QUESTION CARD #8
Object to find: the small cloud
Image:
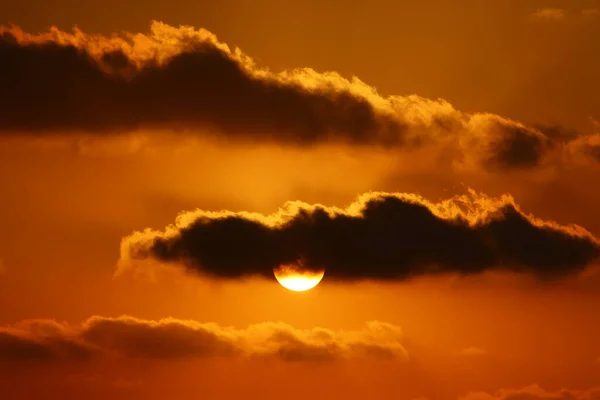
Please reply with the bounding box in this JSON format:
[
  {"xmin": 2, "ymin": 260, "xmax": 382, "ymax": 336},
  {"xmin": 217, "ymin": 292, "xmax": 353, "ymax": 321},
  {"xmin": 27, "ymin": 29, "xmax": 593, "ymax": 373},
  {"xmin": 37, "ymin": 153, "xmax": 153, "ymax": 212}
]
[
  {"xmin": 530, "ymin": 8, "xmax": 566, "ymax": 22},
  {"xmin": 582, "ymin": 9, "xmax": 600, "ymax": 18},
  {"xmin": 65, "ymin": 373, "xmax": 143, "ymax": 389},
  {"xmin": 458, "ymin": 346, "xmax": 487, "ymax": 356}
]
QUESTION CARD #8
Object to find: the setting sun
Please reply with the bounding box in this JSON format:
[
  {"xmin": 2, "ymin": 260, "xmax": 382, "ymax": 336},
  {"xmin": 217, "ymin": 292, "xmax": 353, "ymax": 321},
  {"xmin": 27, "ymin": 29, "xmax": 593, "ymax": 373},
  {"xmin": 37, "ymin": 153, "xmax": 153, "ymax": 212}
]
[{"xmin": 273, "ymin": 264, "xmax": 325, "ymax": 292}]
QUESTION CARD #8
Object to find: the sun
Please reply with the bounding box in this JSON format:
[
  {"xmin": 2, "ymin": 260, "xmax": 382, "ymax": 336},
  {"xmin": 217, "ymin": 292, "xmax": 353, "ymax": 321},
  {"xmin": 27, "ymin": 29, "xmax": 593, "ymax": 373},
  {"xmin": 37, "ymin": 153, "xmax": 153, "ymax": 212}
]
[{"xmin": 273, "ymin": 263, "xmax": 325, "ymax": 292}]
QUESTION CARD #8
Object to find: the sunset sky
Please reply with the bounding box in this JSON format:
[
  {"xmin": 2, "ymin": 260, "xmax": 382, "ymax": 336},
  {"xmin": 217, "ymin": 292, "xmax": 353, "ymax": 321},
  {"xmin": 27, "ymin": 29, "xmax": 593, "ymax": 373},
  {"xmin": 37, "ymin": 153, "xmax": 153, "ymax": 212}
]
[{"xmin": 1, "ymin": 1, "xmax": 600, "ymax": 399}]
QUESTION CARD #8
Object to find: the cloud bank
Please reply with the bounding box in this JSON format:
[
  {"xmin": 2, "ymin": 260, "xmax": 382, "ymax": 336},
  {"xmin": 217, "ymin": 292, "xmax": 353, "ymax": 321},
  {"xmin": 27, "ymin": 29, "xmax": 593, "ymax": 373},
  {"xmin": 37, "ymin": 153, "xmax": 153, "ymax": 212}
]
[
  {"xmin": 460, "ymin": 384, "xmax": 600, "ymax": 400},
  {"xmin": 0, "ymin": 316, "xmax": 407, "ymax": 363},
  {"xmin": 1, "ymin": 22, "xmax": 598, "ymax": 171},
  {"xmin": 120, "ymin": 190, "xmax": 600, "ymax": 282}
]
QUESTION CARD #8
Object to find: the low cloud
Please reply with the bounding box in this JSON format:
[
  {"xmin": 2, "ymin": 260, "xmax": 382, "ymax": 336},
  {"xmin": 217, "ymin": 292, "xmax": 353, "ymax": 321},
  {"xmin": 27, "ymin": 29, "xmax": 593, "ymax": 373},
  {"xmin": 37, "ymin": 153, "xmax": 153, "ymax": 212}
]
[
  {"xmin": 530, "ymin": 8, "xmax": 600, "ymax": 22},
  {"xmin": 459, "ymin": 384, "xmax": 600, "ymax": 400},
  {"xmin": 0, "ymin": 320, "xmax": 93, "ymax": 361},
  {"xmin": 0, "ymin": 316, "xmax": 408, "ymax": 363},
  {"xmin": 0, "ymin": 22, "xmax": 597, "ymax": 171},
  {"xmin": 120, "ymin": 190, "xmax": 600, "ymax": 282},
  {"xmin": 64, "ymin": 373, "xmax": 143, "ymax": 389},
  {"xmin": 530, "ymin": 8, "xmax": 566, "ymax": 22},
  {"xmin": 582, "ymin": 9, "xmax": 600, "ymax": 18},
  {"xmin": 458, "ymin": 347, "xmax": 487, "ymax": 356}
]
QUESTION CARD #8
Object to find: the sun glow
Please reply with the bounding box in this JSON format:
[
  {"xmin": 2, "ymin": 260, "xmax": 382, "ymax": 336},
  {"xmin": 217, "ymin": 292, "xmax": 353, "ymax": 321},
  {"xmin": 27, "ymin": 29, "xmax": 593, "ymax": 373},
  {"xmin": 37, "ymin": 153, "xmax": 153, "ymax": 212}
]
[{"xmin": 273, "ymin": 263, "xmax": 325, "ymax": 292}]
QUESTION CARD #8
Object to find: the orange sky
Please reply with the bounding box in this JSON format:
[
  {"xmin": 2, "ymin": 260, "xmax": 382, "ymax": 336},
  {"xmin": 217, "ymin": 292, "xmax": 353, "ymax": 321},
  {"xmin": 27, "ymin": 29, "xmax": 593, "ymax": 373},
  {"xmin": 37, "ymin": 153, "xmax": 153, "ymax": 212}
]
[{"xmin": 1, "ymin": 1, "xmax": 600, "ymax": 399}]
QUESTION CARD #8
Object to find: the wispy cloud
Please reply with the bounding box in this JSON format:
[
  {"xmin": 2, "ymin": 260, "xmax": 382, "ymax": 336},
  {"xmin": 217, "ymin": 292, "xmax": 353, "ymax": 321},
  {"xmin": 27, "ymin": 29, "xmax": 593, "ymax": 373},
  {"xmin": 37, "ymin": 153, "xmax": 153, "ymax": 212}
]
[
  {"xmin": 582, "ymin": 8, "xmax": 600, "ymax": 18},
  {"xmin": 530, "ymin": 7, "xmax": 600, "ymax": 22},
  {"xmin": 530, "ymin": 8, "xmax": 566, "ymax": 22},
  {"xmin": 458, "ymin": 346, "xmax": 487, "ymax": 356},
  {"xmin": 460, "ymin": 384, "xmax": 600, "ymax": 400}
]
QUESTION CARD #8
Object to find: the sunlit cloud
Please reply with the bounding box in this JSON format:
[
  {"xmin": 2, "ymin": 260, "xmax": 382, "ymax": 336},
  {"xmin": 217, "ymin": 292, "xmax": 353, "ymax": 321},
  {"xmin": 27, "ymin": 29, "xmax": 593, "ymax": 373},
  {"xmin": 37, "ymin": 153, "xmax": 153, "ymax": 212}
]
[
  {"xmin": 1, "ymin": 22, "xmax": 598, "ymax": 173},
  {"xmin": 120, "ymin": 190, "xmax": 600, "ymax": 283},
  {"xmin": 0, "ymin": 316, "xmax": 409, "ymax": 363}
]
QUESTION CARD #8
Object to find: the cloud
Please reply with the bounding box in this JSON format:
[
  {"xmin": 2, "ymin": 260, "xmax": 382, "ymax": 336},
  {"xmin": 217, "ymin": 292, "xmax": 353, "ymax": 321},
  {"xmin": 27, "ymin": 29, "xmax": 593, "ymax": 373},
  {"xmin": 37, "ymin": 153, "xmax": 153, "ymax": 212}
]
[
  {"xmin": 582, "ymin": 9, "xmax": 600, "ymax": 18},
  {"xmin": 530, "ymin": 8, "xmax": 566, "ymax": 22},
  {"xmin": 0, "ymin": 22, "xmax": 404, "ymax": 144},
  {"xmin": 64, "ymin": 373, "xmax": 143, "ymax": 389},
  {"xmin": 458, "ymin": 347, "xmax": 487, "ymax": 356},
  {"xmin": 0, "ymin": 22, "xmax": 596, "ymax": 171},
  {"xmin": 529, "ymin": 8, "xmax": 600, "ymax": 22},
  {"xmin": 459, "ymin": 384, "xmax": 600, "ymax": 400},
  {"xmin": 119, "ymin": 190, "xmax": 600, "ymax": 282},
  {"xmin": 0, "ymin": 320, "xmax": 94, "ymax": 361},
  {"xmin": 0, "ymin": 316, "xmax": 408, "ymax": 363}
]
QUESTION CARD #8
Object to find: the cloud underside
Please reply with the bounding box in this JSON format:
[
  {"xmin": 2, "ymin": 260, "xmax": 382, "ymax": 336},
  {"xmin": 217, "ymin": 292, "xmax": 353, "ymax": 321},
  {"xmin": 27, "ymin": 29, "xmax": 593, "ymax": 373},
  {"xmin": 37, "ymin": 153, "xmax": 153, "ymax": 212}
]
[
  {"xmin": 120, "ymin": 190, "xmax": 600, "ymax": 282},
  {"xmin": 0, "ymin": 316, "xmax": 407, "ymax": 363},
  {"xmin": 460, "ymin": 384, "xmax": 600, "ymax": 400},
  {"xmin": 1, "ymin": 22, "xmax": 599, "ymax": 170}
]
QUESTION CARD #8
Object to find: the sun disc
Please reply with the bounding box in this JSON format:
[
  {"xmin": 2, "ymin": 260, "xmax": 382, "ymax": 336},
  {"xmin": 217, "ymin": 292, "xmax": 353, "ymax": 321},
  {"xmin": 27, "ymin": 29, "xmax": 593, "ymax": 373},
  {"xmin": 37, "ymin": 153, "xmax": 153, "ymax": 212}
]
[{"xmin": 274, "ymin": 263, "xmax": 325, "ymax": 292}]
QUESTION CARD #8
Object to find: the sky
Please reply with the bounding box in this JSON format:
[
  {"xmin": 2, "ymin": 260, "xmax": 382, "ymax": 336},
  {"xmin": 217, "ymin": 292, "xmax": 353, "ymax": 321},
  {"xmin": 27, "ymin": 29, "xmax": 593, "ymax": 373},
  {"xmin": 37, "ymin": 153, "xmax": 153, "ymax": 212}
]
[{"xmin": 1, "ymin": 1, "xmax": 600, "ymax": 399}]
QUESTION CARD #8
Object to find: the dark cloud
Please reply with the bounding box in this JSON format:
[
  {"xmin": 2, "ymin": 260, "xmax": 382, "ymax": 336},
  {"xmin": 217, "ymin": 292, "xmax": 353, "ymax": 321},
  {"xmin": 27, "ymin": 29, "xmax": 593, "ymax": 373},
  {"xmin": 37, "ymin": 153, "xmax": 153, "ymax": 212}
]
[
  {"xmin": 0, "ymin": 24, "xmax": 404, "ymax": 146},
  {"xmin": 0, "ymin": 22, "xmax": 597, "ymax": 170},
  {"xmin": 81, "ymin": 317, "xmax": 240, "ymax": 359},
  {"xmin": 583, "ymin": 143, "xmax": 600, "ymax": 162},
  {"xmin": 484, "ymin": 123, "xmax": 548, "ymax": 170},
  {"xmin": 0, "ymin": 321, "xmax": 93, "ymax": 361},
  {"xmin": 536, "ymin": 125, "xmax": 582, "ymax": 143},
  {"xmin": 0, "ymin": 331, "xmax": 55, "ymax": 360},
  {"xmin": 120, "ymin": 191, "xmax": 600, "ymax": 282},
  {"xmin": 0, "ymin": 317, "xmax": 408, "ymax": 363}
]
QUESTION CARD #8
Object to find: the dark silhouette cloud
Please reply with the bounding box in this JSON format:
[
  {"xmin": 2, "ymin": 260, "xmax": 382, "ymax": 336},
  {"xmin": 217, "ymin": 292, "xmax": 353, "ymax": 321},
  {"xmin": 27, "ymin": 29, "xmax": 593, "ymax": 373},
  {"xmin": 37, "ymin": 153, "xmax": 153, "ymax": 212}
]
[
  {"xmin": 484, "ymin": 124, "xmax": 548, "ymax": 169},
  {"xmin": 81, "ymin": 317, "xmax": 240, "ymax": 359},
  {"xmin": 0, "ymin": 317, "xmax": 408, "ymax": 363},
  {"xmin": 1, "ymin": 22, "xmax": 597, "ymax": 170},
  {"xmin": 120, "ymin": 191, "xmax": 600, "ymax": 281},
  {"xmin": 0, "ymin": 322, "xmax": 93, "ymax": 361},
  {"xmin": 0, "ymin": 331, "xmax": 55, "ymax": 360},
  {"xmin": 0, "ymin": 24, "xmax": 404, "ymax": 146}
]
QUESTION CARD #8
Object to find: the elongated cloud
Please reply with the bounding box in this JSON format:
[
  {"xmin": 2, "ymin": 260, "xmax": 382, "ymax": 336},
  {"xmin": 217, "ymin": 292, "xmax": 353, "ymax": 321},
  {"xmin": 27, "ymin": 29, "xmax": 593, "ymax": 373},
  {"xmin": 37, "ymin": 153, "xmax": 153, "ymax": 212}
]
[
  {"xmin": 459, "ymin": 384, "xmax": 600, "ymax": 400},
  {"xmin": 530, "ymin": 8, "xmax": 566, "ymax": 22},
  {"xmin": 120, "ymin": 190, "xmax": 600, "ymax": 281},
  {"xmin": 0, "ymin": 22, "xmax": 403, "ymax": 144},
  {"xmin": 0, "ymin": 22, "xmax": 595, "ymax": 169},
  {"xmin": 0, "ymin": 316, "xmax": 407, "ymax": 362}
]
